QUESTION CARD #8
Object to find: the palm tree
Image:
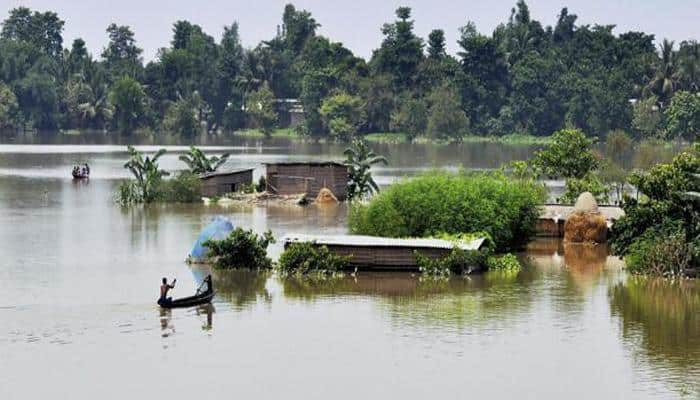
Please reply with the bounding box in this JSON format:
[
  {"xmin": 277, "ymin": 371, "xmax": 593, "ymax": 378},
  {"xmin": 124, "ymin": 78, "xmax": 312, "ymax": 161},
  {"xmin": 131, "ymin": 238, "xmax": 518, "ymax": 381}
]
[
  {"xmin": 677, "ymin": 40, "xmax": 700, "ymax": 93},
  {"xmin": 644, "ymin": 39, "xmax": 679, "ymax": 107},
  {"xmin": 343, "ymin": 139, "xmax": 388, "ymax": 201},
  {"xmin": 123, "ymin": 146, "xmax": 169, "ymax": 203},
  {"xmin": 178, "ymin": 146, "xmax": 230, "ymax": 174}
]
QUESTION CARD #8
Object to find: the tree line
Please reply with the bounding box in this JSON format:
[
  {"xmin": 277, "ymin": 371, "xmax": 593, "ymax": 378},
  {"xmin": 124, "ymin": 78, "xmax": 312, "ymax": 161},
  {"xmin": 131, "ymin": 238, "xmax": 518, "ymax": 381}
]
[{"xmin": 0, "ymin": 2, "xmax": 699, "ymax": 140}]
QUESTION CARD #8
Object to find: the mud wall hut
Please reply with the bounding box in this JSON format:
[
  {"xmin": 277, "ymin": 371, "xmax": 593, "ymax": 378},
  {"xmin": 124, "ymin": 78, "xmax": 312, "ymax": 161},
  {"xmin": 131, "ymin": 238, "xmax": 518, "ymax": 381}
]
[{"xmin": 265, "ymin": 162, "xmax": 348, "ymax": 200}]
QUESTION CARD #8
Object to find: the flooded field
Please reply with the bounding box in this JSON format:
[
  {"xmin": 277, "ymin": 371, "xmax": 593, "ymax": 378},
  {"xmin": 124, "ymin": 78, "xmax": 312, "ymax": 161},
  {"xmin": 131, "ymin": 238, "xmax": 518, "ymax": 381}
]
[{"xmin": 0, "ymin": 134, "xmax": 697, "ymax": 399}]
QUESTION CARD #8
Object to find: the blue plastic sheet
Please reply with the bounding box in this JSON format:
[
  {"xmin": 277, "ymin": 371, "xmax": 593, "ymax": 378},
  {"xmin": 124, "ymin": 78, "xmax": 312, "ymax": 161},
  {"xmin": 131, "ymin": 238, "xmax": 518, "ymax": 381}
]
[{"xmin": 187, "ymin": 216, "xmax": 234, "ymax": 263}]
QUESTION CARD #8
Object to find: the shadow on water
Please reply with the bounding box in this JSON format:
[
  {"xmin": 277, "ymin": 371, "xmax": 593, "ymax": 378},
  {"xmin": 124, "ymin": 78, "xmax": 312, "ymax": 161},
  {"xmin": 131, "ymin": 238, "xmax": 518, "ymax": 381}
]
[{"xmin": 609, "ymin": 277, "xmax": 700, "ymax": 395}]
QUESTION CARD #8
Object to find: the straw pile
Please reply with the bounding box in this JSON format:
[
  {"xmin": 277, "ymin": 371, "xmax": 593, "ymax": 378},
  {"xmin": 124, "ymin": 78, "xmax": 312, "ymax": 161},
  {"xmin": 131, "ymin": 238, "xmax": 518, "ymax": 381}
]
[
  {"xmin": 564, "ymin": 192, "xmax": 608, "ymax": 243},
  {"xmin": 315, "ymin": 187, "xmax": 338, "ymax": 204}
]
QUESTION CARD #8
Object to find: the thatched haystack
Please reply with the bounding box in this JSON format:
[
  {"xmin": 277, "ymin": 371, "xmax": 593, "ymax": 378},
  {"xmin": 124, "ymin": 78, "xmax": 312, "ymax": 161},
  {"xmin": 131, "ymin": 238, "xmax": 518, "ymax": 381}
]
[
  {"xmin": 564, "ymin": 192, "xmax": 608, "ymax": 243},
  {"xmin": 315, "ymin": 187, "xmax": 339, "ymax": 204}
]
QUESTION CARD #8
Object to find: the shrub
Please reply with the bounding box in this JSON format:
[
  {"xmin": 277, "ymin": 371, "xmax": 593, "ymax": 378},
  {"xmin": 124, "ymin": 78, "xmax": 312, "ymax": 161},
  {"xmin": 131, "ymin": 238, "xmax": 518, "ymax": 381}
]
[
  {"xmin": 415, "ymin": 248, "xmax": 488, "ymax": 277},
  {"xmin": 204, "ymin": 228, "xmax": 275, "ymax": 270},
  {"xmin": 349, "ymin": 172, "xmax": 545, "ymax": 251},
  {"xmin": 159, "ymin": 171, "xmax": 202, "ymax": 202},
  {"xmin": 561, "ymin": 173, "xmax": 609, "ymax": 204},
  {"xmin": 625, "ymin": 229, "xmax": 693, "ymax": 277},
  {"xmin": 115, "ymin": 180, "xmax": 142, "ymax": 205},
  {"xmin": 486, "ymin": 254, "xmax": 521, "ymax": 271},
  {"xmin": 533, "ymin": 128, "xmax": 599, "ymax": 179},
  {"xmin": 277, "ymin": 242, "xmax": 351, "ymax": 275},
  {"xmin": 256, "ymin": 176, "xmax": 267, "ymax": 193}
]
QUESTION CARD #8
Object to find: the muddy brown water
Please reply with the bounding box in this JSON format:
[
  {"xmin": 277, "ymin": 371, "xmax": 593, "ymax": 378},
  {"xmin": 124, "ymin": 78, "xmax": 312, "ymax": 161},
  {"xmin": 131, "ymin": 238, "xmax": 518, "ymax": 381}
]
[{"xmin": 0, "ymin": 134, "xmax": 697, "ymax": 399}]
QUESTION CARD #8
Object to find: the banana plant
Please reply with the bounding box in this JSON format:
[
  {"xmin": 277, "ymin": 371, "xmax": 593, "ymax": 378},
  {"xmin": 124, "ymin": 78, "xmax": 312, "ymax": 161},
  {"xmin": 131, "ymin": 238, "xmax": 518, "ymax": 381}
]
[
  {"xmin": 123, "ymin": 145, "xmax": 169, "ymax": 203},
  {"xmin": 179, "ymin": 146, "xmax": 230, "ymax": 174},
  {"xmin": 343, "ymin": 139, "xmax": 388, "ymax": 201}
]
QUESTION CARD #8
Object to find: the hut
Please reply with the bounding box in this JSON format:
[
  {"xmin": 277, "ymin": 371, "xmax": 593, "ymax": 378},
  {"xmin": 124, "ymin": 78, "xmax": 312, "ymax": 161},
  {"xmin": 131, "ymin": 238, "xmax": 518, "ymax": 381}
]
[
  {"xmin": 283, "ymin": 234, "xmax": 487, "ymax": 271},
  {"xmin": 200, "ymin": 168, "xmax": 254, "ymax": 197},
  {"xmin": 265, "ymin": 161, "xmax": 349, "ymax": 201}
]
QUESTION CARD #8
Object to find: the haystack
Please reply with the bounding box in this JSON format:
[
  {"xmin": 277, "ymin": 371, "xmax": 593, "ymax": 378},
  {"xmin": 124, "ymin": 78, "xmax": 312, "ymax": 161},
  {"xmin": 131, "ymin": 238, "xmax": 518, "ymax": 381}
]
[
  {"xmin": 564, "ymin": 192, "xmax": 608, "ymax": 243},
  {"xmin": 315, "ymin": 187, "xmax": 338, "ymax": 204}
]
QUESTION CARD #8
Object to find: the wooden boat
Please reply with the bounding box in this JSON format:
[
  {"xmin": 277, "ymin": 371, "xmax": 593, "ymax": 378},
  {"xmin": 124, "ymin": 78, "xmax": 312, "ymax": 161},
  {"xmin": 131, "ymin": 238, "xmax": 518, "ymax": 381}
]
[
  {"xmin": 72, "ymin": 166, "xmax": 90, "ymax": 179},
  {"xmin": 158, "ymin": 276, "xmax": 214, "ymax": 309}
]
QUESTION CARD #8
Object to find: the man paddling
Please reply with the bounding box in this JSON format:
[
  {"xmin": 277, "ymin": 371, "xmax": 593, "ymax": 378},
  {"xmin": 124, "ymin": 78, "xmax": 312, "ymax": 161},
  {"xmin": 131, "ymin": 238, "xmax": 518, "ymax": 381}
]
[{"xmin": 158, "ymin": 277, "xmax": 176, "ymax": 306}]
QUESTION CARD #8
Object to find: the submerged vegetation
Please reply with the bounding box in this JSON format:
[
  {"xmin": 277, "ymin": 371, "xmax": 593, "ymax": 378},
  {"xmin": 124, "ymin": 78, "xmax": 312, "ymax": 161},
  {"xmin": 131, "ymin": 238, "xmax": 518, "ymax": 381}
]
[
  {"xmin": 204, "ymin": 228, "xmax": 275, "ymax": 270},
  {"xmin": 349, "ymin": 172, "xmax": 545, "ymax": 251},
  {"xmin": 277, "ymin": 242, "xmax": 351, "ymax": 275},
  {"xmin": 179, "ymin": 146, "xmax": 230, "ymax": 174},
  {"xmin": 610, "ymin": 145, "xmax": 700, "ymax": 277},
  {"xmin": 344, "ymin": 139, "xmax": 388, "ymax": 201}
]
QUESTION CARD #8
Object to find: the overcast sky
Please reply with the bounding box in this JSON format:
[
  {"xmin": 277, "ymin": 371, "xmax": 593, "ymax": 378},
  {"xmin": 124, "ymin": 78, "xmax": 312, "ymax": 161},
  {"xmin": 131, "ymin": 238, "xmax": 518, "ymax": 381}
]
[{"xmin": 4, "ymin": 0, "xmax": 699, "ymax": 61}]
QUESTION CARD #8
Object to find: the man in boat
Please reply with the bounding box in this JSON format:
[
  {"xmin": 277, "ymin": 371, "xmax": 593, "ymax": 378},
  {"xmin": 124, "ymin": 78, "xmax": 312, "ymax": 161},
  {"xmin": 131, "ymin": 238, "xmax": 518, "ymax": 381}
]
[{"xmin": 158, "ymin": 277, "xmax": 176, "ymax": 306}]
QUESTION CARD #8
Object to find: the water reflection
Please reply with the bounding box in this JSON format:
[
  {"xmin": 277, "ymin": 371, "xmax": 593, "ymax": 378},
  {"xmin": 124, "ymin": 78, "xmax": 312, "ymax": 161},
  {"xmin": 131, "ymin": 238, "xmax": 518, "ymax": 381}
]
[
  {"xmin": 609, "ymin": 277, "xmax": 700, "ymax": 396},
  {"xmin": 213, "ymin": 270, "xmax": 272, "ymax": 310}
]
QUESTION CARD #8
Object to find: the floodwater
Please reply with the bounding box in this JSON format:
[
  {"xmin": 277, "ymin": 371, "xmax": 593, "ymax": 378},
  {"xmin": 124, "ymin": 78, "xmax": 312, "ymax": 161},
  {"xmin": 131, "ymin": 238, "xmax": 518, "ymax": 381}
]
[{"xmin": 0, "ymin": 133, "xmax": 698, "ymax": 399}]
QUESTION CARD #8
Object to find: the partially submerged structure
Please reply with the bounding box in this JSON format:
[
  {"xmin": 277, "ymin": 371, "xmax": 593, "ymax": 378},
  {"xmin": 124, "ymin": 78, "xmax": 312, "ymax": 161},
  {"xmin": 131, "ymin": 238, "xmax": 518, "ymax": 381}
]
[
  {"xmin": 283, "ymin": 234, "xmax": 487, "ymax": 271},
  {"xmin": 536, "ymin": 203, "xmax": 624, "ymax": 238},
  {"xmin": 200, "ymin": 168, "xmax": 254, "ymax": 197},
  {"xmin": 265, "ymin": 162, "xmax": 348, "ymax": 201}
]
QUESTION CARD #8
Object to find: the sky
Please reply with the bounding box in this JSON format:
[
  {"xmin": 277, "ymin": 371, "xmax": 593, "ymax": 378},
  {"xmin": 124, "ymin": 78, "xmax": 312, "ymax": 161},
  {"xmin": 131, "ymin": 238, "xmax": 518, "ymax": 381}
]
[{"xmin": 3, "ymin": 0, "xmax": 699, "ymax": 61}]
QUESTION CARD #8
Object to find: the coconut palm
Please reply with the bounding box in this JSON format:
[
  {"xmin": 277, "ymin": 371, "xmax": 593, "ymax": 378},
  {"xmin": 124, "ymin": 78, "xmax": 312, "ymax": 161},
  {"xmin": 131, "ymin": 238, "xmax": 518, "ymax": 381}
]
[
  {"xmin": 644, "ymin": 39, "xmax": 679, "ymax": 107},
  {"xmin": 123, "ymin": 145, "xmax": 169, "ymax": 203},
  {"xmin": 343, "ymin": 139, "xmax": 388, "ymax": 201},
  {"xmin": 178, "ymin": 146, "xmax": 230, "ymax": 174},
  {"xmin": 677, "ymin": 40, "xmax": 700, "ymax": 93}
]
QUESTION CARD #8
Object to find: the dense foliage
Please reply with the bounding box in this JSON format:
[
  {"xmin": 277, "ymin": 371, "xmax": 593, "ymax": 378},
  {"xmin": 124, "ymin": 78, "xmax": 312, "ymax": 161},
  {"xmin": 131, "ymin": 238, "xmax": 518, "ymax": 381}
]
[
  {"xmin": 204, "ymin": 228, "xmax": 275, "ymax": 270},
  {"xmin": 415, "ymin": 248, "xmax": 488, "ymax": 277},
  {"xmin": 118, "ymin": 145, "xmax": 169, "ymax": 204},
  {"xmin": 1, "ymin": 3, "xmax": 699, "ymax": 141},
  {"xmin": 349, "ymin": 172, "xmax": 545, "ymax": 251},
  {"xmin": 277, "ymin": 242, "xmax": 351, "ymax": 275},
  {"xmin": 610, "ymin": 145, "xmax": 700, "ymax": 277}
]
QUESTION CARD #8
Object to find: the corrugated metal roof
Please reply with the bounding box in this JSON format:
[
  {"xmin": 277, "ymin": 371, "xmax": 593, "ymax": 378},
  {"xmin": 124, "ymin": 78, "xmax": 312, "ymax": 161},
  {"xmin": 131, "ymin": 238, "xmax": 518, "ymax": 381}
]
[
  {"xmin": 283, "ymin": 234, "xmax": 486, "ymax": 251},
  {"xmin": 199, "ymin": 168, "xmax": 255, "ymax": 179},
  {"xmin": 264, "ymin": 161, "xmax": 345, "ymax": 167}
]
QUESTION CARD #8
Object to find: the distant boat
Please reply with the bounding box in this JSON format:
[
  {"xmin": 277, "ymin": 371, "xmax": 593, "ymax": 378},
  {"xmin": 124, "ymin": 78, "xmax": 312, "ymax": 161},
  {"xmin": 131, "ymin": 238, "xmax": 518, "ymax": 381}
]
[{"xmin": 72, "ymin": 164, "xmax": 90, "ymax": 179}]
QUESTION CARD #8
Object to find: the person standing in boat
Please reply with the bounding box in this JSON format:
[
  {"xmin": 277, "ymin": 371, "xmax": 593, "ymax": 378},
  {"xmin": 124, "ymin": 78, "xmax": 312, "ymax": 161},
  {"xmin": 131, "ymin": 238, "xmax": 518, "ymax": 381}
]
[{"xmin": 158, "ymin": 278, "xmax": 176, "ymax": 306}]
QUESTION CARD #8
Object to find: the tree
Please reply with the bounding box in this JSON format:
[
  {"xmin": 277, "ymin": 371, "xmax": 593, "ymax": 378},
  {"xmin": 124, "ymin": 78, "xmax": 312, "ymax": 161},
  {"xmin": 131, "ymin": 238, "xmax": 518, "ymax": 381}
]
[
  {"xmin": 245, "ymin": 82, "xmax": 277, "ymax": 134},
  {"xmin": 632, "ymin": 96, "xmax": 662, "ymax": 137},
  {"xmin": 1, "ymin": 8, "xmax": 64, "ymax": 59},
  {"xmin": 426, "ymin": 83, "xmax": 469, "ymax": 140},
  {"xmin": 320, "ymin": 92, "xmax": 365, "ymax": 141},
  {"xmin": 664, "ymin": 91, "xmax": 700, "ymax": 140},
  {"xmin": 391, "ymin": 96, "xmax": 427, "ymax": 139},
  {"xmin": 371, "ymin": 7, "xmax": 424, "ymax": 88},
  {"xmin": 102, "ymin": 24, "xmax": 142, "ymax": 79},
  {"xmin": 427, "ymin": 29, "xmax": 446, "ymax": 59},
  {"xmin": 0, "ymin": 82, "xmax": 19, "ymax": 129},
  {"xmin": 179, "ymin": 146, "xmax": 230, "ymax": 174},
  {"xmin": 533, "ymin": 128, "xmax": 599, "ymax": 179},
  {"xmin": 109, "ymin": 76, "xmax": 146, "ymax": 133},
  {"xmin": 344, "ymin": 139, "xmax": 388, "ymax": 200},
  {"xmin": 163, "ymin": 93, "xmax": 203, "ymax": 137},
  {"xmin": 644, "ymin": 39, "xmax": 678, "ymax": 107}
]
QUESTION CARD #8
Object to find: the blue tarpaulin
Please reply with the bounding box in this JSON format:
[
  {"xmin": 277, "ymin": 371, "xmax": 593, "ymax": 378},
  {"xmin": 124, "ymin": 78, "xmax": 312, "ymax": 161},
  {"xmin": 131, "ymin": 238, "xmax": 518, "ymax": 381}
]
[{"xmin": 187, "ymin": 216, "xmax": 234, "ymax": 263}]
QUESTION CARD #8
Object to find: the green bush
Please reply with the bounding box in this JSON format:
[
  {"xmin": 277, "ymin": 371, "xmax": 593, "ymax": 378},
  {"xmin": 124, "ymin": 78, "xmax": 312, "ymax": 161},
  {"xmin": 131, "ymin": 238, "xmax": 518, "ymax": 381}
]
[
  {"xmin": 159, "ymin": 171, "xmax": 202, "ymax": 202},
  {"xmin": 349, "ymin": 172, "xmax": 545, "ymax": 251},
  {"xmin": 256, "ymin": 176, "xmax": 267, "ymax": 193},
  {"xmin": 115, "ymin": 180, "xmax": 142, "ymax": 205},
  {"xmin": 561, "ymin": 173, "xmax": 609, "ymax": 204},
  {"xmin": 625, "ymin": 229, "xmax": 693, "ymax": 277},
  {"xmin": 277, "ymin": 242, "xmax": 351, "ymax": 275},
  {"xmin": 486, "ymin": 253, "xmax": 521, "ymax": 271},
  {"xmin": 415, "ymin": 248, "xmax": 488, "ymax": 277},
  {"xmin": 204, "ymin": 228, "xmax": 275, "ymax": 270}
]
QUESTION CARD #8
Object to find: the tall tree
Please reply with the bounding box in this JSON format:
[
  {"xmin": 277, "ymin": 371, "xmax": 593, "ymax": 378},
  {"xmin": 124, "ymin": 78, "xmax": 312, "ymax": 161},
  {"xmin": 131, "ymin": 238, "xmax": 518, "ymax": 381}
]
[
  {"xmin": 371, "ymin": 7, "xmax": 424, "ymax": 88},
  {"xmin": 102, "ymin": 24, "xmax": 143, "ymax": 79}
]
